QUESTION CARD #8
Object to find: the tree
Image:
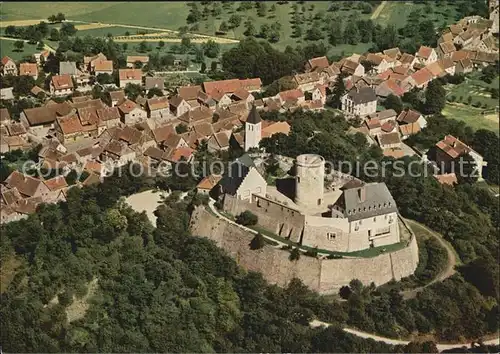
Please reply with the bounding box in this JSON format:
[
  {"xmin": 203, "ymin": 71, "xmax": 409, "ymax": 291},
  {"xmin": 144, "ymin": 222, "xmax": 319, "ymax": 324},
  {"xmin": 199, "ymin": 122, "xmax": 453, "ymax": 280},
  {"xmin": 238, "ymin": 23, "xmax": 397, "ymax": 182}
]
[
  {"xmin": 329, "ymin": 19, "xmax": 343, "ymax": 46},
  {"xmin": 124, "ymin": 83, "xmax": 144, "ymax": 101},
  {"xmin": 202, "ymin": 40, "xmax": 220, "ymax": 58},
  {"xmin": 339, "ymin": 285, "xmax": 352, "ymax": 299},
  {"xmin": 456, "ymin": 154, "xmax": 479, "ymax": 184},
  {"xmin": 176, "ymin": 123, "xmax": 188, "ymax": 134},
  {"xmin": 55, "ymin": 12, "xmax": 65, "ymax": 22},
  {"xmin": 60, "ymin": 23, "xmax": 77, "ymax": 37},
  {"xmin": 200, "ymin": 62, "xmax": 206, "ymax": 73},
  {"xmin": 289, "ymin": 247, "xmax": 301, "ymax": 261},
  {"xmin": 229, "ymin": 14, "xmax": 242, "ymax": 28},
  {"xmin": 343, "ymin": 20, "xmax": 361, "ymax": 45},
  {"xmin": 49, "ymin": 28, "xmax": 60, "ymax": 41},
  {"xmin": 250, "ymin": 233, "xmax": 266, "ymax": 250},
  {"xmin": 235, "ymin": 210, "xmax": 258, "ymax": 226},
  {"xmin": 383, "ymin": 94, "xmax": 404, "ymax": 114},
  {"xmin": 306, "ymin": 26, "xmax": 323, "ymax": 40},
  {"xmin": 147, "ymin": 87, "xmax": 164, "ymax": 99},
  {"xmin": 424, "ymin": 80, "xmax": 446, "ymax": 114},
  {"xmin": 13, "ymin": 40, "xmax": 24, "ymax": 52},
  {"xmin": 158, "ymin": 40, "xmax": 165, "ymax": 49},
  {"xmin": 330, "ymin": 74, "xmax": 347, "ymax": 108},
  {"xmin": 48, "ymin": 14, "xmax": 57, "ymax": 23},
  {"xmin": 219, "ymin": 21, "xmax": 229, "ymax": 33},
  {"xmin": 256, "ymin": 2, "xmax": 267, "ymax": 17},
  {"xmin": 138, "ymin": 41, "xmax": 149, "ymax": 53},
  {"xmin": 259, "ymin": 24, "xmax": 270, "ymax": 39},
  {"xmin": 244, "ymin": 21, "xmax": 256, "ymax": 37}
]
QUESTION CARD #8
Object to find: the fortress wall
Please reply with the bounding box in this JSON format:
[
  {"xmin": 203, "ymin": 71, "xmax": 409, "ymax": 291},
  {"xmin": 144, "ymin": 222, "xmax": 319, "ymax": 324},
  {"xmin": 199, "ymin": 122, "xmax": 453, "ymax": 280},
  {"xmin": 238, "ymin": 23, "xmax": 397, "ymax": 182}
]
[
  {"xmin": 190, "ymin": 207, "xmax": 419, "ymax": 294},
  {"xmin": 303, "ymin": 215, "xmax": 351, "ymax": 252},
  {"xmin": 225, "ymin": 194, "xmax": 305, "ymax": 242},
  {"xmin": 191, "ymin": 207, "xmax": 321, "ymax": 290}
]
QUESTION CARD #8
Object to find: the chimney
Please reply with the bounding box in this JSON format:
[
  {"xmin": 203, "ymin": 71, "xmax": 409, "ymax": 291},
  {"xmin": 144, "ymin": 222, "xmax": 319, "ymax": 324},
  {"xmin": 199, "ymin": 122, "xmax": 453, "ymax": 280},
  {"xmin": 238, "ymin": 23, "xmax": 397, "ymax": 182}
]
[{"xmin": 358, "ymin": 187, "xmax": 366, "ymax": 202}]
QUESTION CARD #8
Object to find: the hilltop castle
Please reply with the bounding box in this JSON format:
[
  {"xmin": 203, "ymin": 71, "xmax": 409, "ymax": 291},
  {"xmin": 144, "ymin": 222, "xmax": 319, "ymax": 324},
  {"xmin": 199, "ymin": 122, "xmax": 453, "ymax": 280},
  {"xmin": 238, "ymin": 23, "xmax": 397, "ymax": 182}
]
[{"xmin": 217, "ymin": 154, "xmax": 401, "ymax": 253}]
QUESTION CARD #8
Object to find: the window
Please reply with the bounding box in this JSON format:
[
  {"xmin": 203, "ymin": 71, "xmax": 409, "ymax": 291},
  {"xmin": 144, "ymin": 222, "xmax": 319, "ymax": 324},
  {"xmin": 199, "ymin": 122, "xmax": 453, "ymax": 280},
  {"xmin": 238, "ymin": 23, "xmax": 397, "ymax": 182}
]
[
  {"xmin": 327, "ymin": 232, "xmax": 336, "ymax": 240},
  {"xmin": 317, "ymin": 198, "xmax": 321, "ymax": 205},
  {"xmin": 373, "ymin": 217, "xmax": 376, "ymax": 222},
  {"xmin": 297, "ymin": 177, "xmax": 300, "ymax": 183}
]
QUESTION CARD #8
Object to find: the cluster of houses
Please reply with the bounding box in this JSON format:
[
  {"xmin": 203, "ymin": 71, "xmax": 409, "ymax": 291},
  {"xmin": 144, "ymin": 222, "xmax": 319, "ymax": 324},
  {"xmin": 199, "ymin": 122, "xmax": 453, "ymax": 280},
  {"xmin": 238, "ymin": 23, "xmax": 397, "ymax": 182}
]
[{"xmin": 0, "ymin": 13, "xmax": 497, "ymax": 223}]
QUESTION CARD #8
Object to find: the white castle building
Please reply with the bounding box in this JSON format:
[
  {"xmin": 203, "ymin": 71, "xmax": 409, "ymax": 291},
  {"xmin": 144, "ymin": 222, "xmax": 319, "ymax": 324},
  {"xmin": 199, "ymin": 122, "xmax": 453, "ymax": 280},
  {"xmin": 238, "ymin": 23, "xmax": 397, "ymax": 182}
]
[{"xmin": 218, "ymin": 153, "xmax": 402, "ymax": 253}]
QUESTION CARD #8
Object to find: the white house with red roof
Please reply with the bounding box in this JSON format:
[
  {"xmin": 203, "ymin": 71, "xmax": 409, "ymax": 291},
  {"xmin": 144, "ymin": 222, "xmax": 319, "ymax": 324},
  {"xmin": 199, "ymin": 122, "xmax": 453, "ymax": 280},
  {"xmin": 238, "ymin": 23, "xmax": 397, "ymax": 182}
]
[
  {"xmin": 415, "ymin": 46, "xmax": 438, "ymax": 66},
  {"xmin": 435, "ymin": 135, "xmax": 486, "ymax": 180},
  {"xmin": 1, "ymin": 56, "xmax": 17, "ymax": 76}
]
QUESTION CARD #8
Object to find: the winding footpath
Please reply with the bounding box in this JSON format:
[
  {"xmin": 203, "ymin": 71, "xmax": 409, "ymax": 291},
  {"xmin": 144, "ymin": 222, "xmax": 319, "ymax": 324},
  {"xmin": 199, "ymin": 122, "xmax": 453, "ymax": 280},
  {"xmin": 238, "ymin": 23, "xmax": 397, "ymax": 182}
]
[{"xmin": 400, "ymin": 219, "xmax": 459, "ymax": 299}]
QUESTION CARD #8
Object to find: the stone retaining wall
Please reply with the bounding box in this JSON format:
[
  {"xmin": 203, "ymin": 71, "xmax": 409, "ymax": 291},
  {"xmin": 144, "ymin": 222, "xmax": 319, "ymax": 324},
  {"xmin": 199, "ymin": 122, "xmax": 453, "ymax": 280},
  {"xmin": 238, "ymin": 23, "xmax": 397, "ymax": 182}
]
[{"xmin": 190, "ymin": 207, "xmax": 419, "ymax": 293}]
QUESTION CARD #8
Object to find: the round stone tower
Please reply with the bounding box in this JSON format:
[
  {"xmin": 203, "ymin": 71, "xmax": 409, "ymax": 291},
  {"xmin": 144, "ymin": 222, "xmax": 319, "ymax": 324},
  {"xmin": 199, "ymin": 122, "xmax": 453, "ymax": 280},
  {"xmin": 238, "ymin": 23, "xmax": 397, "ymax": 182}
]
[{"xmin": 295, "ymin": 154, "xmax": 325, "ymax": 209}]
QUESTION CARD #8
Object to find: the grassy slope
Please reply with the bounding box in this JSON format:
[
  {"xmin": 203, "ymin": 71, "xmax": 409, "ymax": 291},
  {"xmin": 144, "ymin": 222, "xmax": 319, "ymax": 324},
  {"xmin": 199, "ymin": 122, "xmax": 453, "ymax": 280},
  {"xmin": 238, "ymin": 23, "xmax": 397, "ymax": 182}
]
[
  {"xmin": 0, "ymin": 2, "xmax": 118, "ymax": 20},
  {"xmin": 374, "ymin": 1, "xmax": 458, "ymax": 28},
  {"xmin": 442, "ymin": 104, "xmax": 499, "ymax": 133},
  {"xmin": 0, "ymin": 39, "xmax": 39, "ymax": 60}
]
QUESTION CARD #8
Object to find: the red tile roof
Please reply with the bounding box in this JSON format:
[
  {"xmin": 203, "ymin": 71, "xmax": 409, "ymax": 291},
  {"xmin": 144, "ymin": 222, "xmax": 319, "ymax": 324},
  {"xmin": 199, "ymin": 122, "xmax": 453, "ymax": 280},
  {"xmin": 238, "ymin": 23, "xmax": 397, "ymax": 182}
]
[
  {"xmin": 279, "ymin": 89, "xmax": 304, "ymax": 102},
  {"xmin": 308, "ymin": 56, "xmax": 329, "ymax": 70},
  {"xmin": 203, "ymin": 78, "xmax": 262, "ymax": 94},
  {"xmin": 19, "ymin": 63, "xmax": 38, "ymax": 77},
  {"xmin": 94, "ymin": 59, "xmax": 113, "ymax": 72},
  {"xmin": 434, "ymin": 173, "xmax": 458, "ymax": 185},
  {"xmin": 417, "ymin": 46, "xmax": 434, "ymax": 59},
  {"xmin": 1, "ymin": 56, "xmax": 14, "ymax": 65},
  {"xmin": 51, "ymin": 74, "xmax": 74, "ymax": 90},
  {"xmin": 197, "ymin": 174, "xmax": 222, "ymax": 190},
  {"xmin": 411, "ymin": 68, "xmax": 434, "ymax": 86},
  {"xmin": 435, "ymin": 135, "xmax": 472, "ymax": 159},
  {"xmin": 167, "ymin": 147, "xmax": 194, "ymax": 163},
  {"xmin": 43, "ymin": 176, "xmax": 68, "ymax": 191},
  {"xmin": 119, "ymin": 69, "xmax": 142, "ymax": 81}
]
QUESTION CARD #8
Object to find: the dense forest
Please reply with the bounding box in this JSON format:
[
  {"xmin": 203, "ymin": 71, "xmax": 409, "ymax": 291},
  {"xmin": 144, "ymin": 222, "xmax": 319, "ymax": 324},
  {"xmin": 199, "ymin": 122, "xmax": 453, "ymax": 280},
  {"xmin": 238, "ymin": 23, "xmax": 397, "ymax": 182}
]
[{"xmin": 0, "ymin": 165, "xmax": 437, "ymax": 353}]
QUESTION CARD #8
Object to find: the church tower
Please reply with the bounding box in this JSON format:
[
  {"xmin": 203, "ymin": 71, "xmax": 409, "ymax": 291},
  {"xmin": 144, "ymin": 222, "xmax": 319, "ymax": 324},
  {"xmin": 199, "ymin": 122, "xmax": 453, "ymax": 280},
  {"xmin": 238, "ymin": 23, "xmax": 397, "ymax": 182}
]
[{"xmin": 244, "ymin": 105, "xmax": 262, "ymax": 151}]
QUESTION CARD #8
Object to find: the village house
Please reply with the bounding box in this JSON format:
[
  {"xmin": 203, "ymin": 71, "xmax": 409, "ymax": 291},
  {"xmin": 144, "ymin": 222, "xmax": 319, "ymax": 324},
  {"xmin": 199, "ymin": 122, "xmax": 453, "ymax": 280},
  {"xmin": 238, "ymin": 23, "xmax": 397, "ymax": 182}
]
[
  {"xmin": 168, "ymin": 96, "xmax": 191, "ymax": 117},
  {"xmin": 211, "ymin": 89, "xmax": 233, "ymax": 109},
  {"xmin": 3, "ymin": 171, "xmax": 51, "ymax": 199},
  {"xmin": 398, "ymin": 53, "xmax": 417, "ymax": 68},
  {"xmin": 472, "ymin": 51, "xmax": 499, "ymax": 67},
  {"xmin": 341, "ymin": 87, "xmax": 377, "ymax": 118},
  {"xmin": 177, "ymin": 106, "xmax": 213, "ymax": 127},
  {"xmin": 119, "ymin": 69, "xmax": 142, "ymax": 88},
  {"xmin": 437, "ymin": 41, "xmax": 457, "ymax": 58},
  {"xmin": 377, "ymin": 132, "xmax": 402, "ymax": 150},
  {"xmin": 93, "ymin": 59, "xmax": 114, "ymax": 76},
  {"xmin": 305, "ymin": 56, "xmax": 330, "ymax": 72},
  {"xmin": 339, "ymin": 59, "xmax": 365, "ymax": 77},
  {"xmin": 439, "ymin": 58, "xmax": 456, "ymax": 75},
  {"xmin": 404, "ymin": 67, "xmax": 434, "ymax": 89},
  {"xmin": 365, "ymin": 53, "xmax": 394, "ymax": 74},
  {"xmin": 293, "ymin": 72, "xmax": 323, "ymax": 92},
  {"xmin": 126, "ymin": 55, "xmax": 149, "ymax": 68},
  {"xmin": 398, "ymin": 108, "xmax": 427, "ymax": 129},
  {"xmin": 231, "ymin": 88, "xmax": 255, "ymax": 109},
  {"xmin": 196, "ymin": 91, "xmax": 217, "ymax": 110},
  {"xmin": 383, "ymin": 47, "xmax": 402, "ymax": 60},
  {"xmin": 425, "ymin": 61, "xmax": 446, "ymax": 78},
  {"xmin": 275, "ymin": 89, "xmax": 305, "ymax": 106},
  {"xmin": 178, "ymin": 85, "xmax": 202, "ymax": 101},
  {"xmin": 1, "ymin": 56, "xmax": 17, "ymax": 76},
  {"xmin": 164, "ymin": 147, "xmax": 195, "ymax": 165},
  {"xmin": 117, "ymin": 99, "xmax": 147, "ymax": 124},
  {"xmin": 83, "ymin": 52, "xmax": 107, "ymax": 72},
  {"xmin": 196, "ymin": 174, "xmax": 223, "ymax": 195},
  {"xmin": 0, "ymin": 108, "xmax": 11, "ymax": 127},
  {"xmin": 491, "ymin": 0, "xmax": 499, "ymax": 34},
  {"xmin": 435, "ymin": 135, "xmax": 487, "ymax": 181},
  {"xmin": 108, "ymin": 90, "xmax": 126, "ymax": 107},
  {"xmin": 202, "ymin": 78, "xmax": 262, "ymax": 95},
  {"xmin": 97, "ymin": 106, "xmax": 122, "ymax": 127},
  {"xmin": 21, "ymin": 102, "xmax": 74, "ymax": 136},
  {"xmin": 453, "ymin": 30, "xmax": 479, "ymax": 48},
  {"xmin": 438, "ymin": 32, "xmax": 455, "ymax": 45},
  {"xmin": 375, "ymin": 79, "xmax": 405, "ymax": 98},
  {"xmin": 455, "ymin": 58, "xmax": 475, "ymax": 73},
  {"xmin": 19, "ymin": 63, "xmax": 38, "ymax": 80},
  {"xmin": 55, "ymin": 113, "xmax": 101, "ymax": 144},
  {"xmin": 50, "ymin": 74, "xmax": 74, "ymax": 96},
  {"xmin": 101, "ymin": 140, "xmax": 137, "ymax": 168},
  {"xmin": 0, "ymin": 87, "xmax": 14, "ymax": 101},
  {"xmin": 416, "ymin": 46, "xmax": 438, "ymax": 66},
  {"xmin": 145, "ymin": 77, "xmax": 165, "ymax": 94},
  {"xmin": 207, "ymin": 130, "xmax": 231, "ymax": 152},
  {"xmin": 59, "ymin": 61, "xmax": 78, "ymax": 77},
  {"xmin": 147, "ymin": 96, "xmax": 170, "ymax": 119},
  {"xmin": 152, "ymin": 124, "xmax": 175, "ymax": 145},
  {"xmin": 474, "ymin": 35, "xmax": 497, "ymax": 53},
  {"xmin": 33, "ymin": 50, "xmax": 50, "ymax": 66}
]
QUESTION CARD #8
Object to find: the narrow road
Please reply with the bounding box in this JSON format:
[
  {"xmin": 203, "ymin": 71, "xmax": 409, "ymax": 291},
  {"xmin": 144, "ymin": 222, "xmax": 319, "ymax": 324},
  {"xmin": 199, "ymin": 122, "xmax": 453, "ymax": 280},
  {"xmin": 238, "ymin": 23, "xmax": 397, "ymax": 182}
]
[
  {"xmin": 66, "ymin": 19, "xmax": 240, "ymax": 44},
  {"xmin": 371, "ymin": 1, "xmax": 387, "ymax": 20},
  {"xmin": 310, "ymin": 320, "xmax": 499, "ymax": 352},
  {"xmin": 400, "ymin": 219, "xmax": 459, "ymax": 299}
]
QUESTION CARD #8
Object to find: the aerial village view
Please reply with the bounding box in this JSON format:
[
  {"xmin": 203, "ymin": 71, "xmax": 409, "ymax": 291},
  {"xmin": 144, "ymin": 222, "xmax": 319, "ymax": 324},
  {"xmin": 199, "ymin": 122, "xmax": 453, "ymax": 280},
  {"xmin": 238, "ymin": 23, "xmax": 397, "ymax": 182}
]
[{"xmin": 0, "ymin": 0, "xmax": 499, "ymax": 353}]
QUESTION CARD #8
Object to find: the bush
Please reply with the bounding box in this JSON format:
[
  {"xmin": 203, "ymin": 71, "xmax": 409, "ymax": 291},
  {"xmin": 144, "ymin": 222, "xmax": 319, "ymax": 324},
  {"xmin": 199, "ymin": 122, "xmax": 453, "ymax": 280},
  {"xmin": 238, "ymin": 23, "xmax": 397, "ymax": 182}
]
[
  {"xmin": 235, "ymin": 210, "xmax": 258, "ymax": 226},
  {"xmin": 448, "ymin": 95, "xmax": 456, "ymax": 102},
  {"xmin": 250, "ymin": 233, "xmax": 266, "ymax": 250},
  {"xmin": 289, "ymin": 247, "xmax": 301, "ymax": 261},
  {"xmin": 472, "ymin": 101, "xmax": 481, "ymax": 108}
]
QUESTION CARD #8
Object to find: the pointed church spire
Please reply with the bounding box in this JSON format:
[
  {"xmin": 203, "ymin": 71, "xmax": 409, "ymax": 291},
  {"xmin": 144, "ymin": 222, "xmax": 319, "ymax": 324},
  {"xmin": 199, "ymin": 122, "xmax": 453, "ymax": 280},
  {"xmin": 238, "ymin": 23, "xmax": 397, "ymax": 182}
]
[{"xmin": 246, "ymin": 104, "xmax": 261, "ymax": 124}]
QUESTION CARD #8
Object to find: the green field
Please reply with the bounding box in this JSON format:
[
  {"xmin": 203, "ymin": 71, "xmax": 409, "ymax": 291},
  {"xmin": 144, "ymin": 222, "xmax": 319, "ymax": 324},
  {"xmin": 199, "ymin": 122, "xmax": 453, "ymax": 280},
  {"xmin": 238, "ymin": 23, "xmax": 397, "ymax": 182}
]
[
  {"xmin": 73, "ymin": 26, "xmax": 134, "ymax": 38},
  {"xmin": 1, "ymin": 1, "xmax": 451, "ymax": 59},
  {"xmin": 444, "ymin": 72, "xmax": 499, "ymax": 109},
  {"xmin": 442, "ymin": 104, "xmax": 499, "ymax": 133},
  {"xmin": 0, "ymin": 39, "xmax": 39, "ymax": 60},
  {"xmin": 374, "ymin": 1, "xmax": 459, "ymax": 28}
]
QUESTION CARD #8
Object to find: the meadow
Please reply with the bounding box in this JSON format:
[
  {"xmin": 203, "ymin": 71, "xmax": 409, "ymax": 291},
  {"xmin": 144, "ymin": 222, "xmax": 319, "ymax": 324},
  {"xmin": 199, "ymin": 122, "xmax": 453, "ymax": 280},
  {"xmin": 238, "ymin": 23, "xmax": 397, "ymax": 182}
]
[{"xmin": 0, "ymin": 39, "xmax": 39, "ymax": 61}]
